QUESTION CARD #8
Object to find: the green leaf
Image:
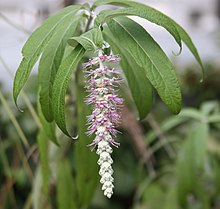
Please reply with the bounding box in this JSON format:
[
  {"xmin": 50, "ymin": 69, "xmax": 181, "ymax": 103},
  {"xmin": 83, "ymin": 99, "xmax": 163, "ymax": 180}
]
[
  {"xmin": 146, "ymin": 116, "xmax": 189, "ymax": 143},
  {"xmin": 93, "ymin": 0, "xmax": 139, "ymax": 8},
  {"xmin": 208, "ymin": 115, "xmax": 220, "ymax": 123},
  {"xmin": 13, "ymin": 5, "xmax": 81, "ymax": 107},
  {"xmin": 176, "ymin": 122, "xmax": 209, "ymax": 206},
  {"xmin": 37, "ymin": 91, "xmax": 58, "ymax": 145},
  {"xmin": 57, "ymin": 160, "xmax": 76, "ymax": 209},
  {"xmin": 95, "ymin": 7, "xmax": 182, "ymax": 50},
  {"xmin": 179, "ymin": 108, "xmax": 203, "ymax": 121},
  {"xmin": 193, "ymin": 122, "xmax": 209, "ymax": 168},
  {"xmin": 103, "ymin": 27, "xmax": 153, "ymax": 119},
  {"xmin": 37, "ymin": 130, "xmax": 51, "ymax": 197},
  {"xmin": 52, "ymin": 45, "xmax": 85, "ymax": 137},
  {"xmin": 107, "ymin": 17, "xmax": 181, "ymax": 114},
  {"xmin": 39, "ymin": 16, "xmax": 81, "ymax": 122},
  {"xmin": 68, "ymin": 28, "xmax": 103, "ymax": 51},
  {"xmin": 95, "ymin": 0, "xmax": 204, "ymax": 78},
  {"xmin": 74, "ymin": 71, "xmax": 99, "ymax": 207}
]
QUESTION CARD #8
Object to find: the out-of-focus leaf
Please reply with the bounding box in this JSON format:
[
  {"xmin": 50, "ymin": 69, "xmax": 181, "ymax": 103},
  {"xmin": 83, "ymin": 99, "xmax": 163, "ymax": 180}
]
[
  {"xmin": 37, "ymin": 130, "xmax": 51, "ymax": 197},
  {"xmin": 146, "ymin": 116, "xmax": 188, "ymax": 143},
  {"xmin": 103, "ymin": 26, "xmax": 153, "ymax": 120},
  {"xmin": 68, "ymin": 28, "xmax": 103, "ymax": 51},
  {"xmin": 13, "ymin": 5, "xmax": 81, "ymax": 107},
  {"xmin": 52, "ymin": 45, "xmax": 85, "ymax": 136},
  {"xmin": 57, "ymin": 160, "xmax": 76, "ymax": 209},
  {"xmin": 208, "ymin": 115, "xmax": 220, "ymax": 123},
  {"xmin": 179, "ymin": 108, "xmax": 203, "ymax": 121},
  {"xmin": 32, "ymin": 168, "xmax": 51, "ymax": 209},
  {"xmin": 107, "ymin": 17, "xmax": 181, "ymax": 114},
  {"xmin": 176, "ymin": 122, "xmax": 209, "ymax": 206},
  {"xmin": 74, "ymin": 71, "xmax": 99, "ymax": 207},
  {"xmin": 201, "ymin": 101, "xmax": 218, "ymax": 116}
]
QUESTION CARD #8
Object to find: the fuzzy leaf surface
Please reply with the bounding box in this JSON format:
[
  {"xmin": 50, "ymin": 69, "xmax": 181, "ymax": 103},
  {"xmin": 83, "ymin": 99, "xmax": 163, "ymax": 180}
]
[
  {"xmin": 68, "ymin": 28, "xmax": 103, "ymax": 51},
  {"xmin": 95, "ymin": 7, "xmax": 182, "ymax": 50},
  {"xmin": 103, "ymin": 27, "xmax": 153, "ymax": 119},
  {"xmin": 13, "ymin": 5, "xmax": 81, "ymax": 107},
  {"xmin": 95, "ymin": 0, "xmax": 204, "ymax": 76},
  {"xmin": 38, "ymin": 16, "xmax": 81, "ymax": 122},
  {"xmin": 107, "ymin": 17, "xmax": 181, "ymax": 113},
  {"xmin": 52, "ymin": 45, "xmax": 85, "ymax": 136}
]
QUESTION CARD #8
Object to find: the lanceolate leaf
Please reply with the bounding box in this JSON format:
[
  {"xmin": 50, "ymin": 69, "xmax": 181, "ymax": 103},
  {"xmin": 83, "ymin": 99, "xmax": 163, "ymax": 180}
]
[
  {"xmin": 39, "ymin": 16, "xmax": 81, "ymax": 122},
  {"xmin": 68, "ymin": 28, "xmax": 103, "ymax": 51},
  {"xmin": 103, "ymin": 28, "xmax": 153, "ymax": 119},
  {"xmin": 52, "ymin": 45, "xmax": 85, "ymax": 136},
  {"xmin": 37, "ymin": 91, "xmax": 57, "ymax": 145},
  {"xmin": 13, "ymin": 5, "xmax": 82, "ymax": 107},
  {"xmin": 107, "ymin": 17, "xmax": 181, "ymax": 114},
  {"xmin": 94, "ymin": 0, "xmax": 204, "ymax": 77},
  {"xmin": 95, "ymin": 7, "xmax": 182, "ymax": 50}
]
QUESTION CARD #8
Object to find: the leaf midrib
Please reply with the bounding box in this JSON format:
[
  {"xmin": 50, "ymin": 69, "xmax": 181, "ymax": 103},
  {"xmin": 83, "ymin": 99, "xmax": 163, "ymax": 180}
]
[
  {"xmin": 56, "ymin": 47, "xmax": 84, "ymax": 119},
  {"xmin": 113, "ymin": 19, "xmax": 175, "ymax": 102},
  {"xmin": 24, "ymin": 9, "xmax": 79, "ymax": 60}
]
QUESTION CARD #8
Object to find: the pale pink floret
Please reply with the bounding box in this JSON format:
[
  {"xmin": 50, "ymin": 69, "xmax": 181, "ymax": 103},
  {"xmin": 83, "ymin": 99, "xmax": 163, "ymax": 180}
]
[{"xmin": 83, "ymin": 50, "xmax": 123, "ymax": 198}]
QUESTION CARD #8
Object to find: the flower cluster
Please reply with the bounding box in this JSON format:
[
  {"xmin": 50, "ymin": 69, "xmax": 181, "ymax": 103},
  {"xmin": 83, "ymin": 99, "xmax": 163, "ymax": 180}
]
[{"xmin": 82, "ymin": 50, "xmax": 123, "ymax": 198}]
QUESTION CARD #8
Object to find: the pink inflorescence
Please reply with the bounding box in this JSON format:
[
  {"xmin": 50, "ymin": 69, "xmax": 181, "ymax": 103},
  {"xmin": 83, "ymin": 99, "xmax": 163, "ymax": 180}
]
[{"xmin": 82, "ymin": 51, "xmax": 123, "ymax": 198}]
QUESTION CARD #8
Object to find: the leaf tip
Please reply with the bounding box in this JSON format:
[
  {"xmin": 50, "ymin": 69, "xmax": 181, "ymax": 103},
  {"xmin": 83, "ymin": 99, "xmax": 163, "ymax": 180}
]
[
  {"xmin": 172, "ymin": 46, "xmax": 182, "ymax": 56},
  {"xmin": 71, "ymin": 134, "xmax": 79, "ymax": 140},
  {"xmin": 14, "ymin": 99, "xmax": 24, "ymax": 113}
]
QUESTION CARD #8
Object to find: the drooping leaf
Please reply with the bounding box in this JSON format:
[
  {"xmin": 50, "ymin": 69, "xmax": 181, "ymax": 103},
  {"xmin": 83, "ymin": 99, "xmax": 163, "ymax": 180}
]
[
  {"xmin": 74, "ymin": 71, "xmax": 99, "ymax": 207},
  {"xmin": 94, "ymin": 0, "xmax": 204, "ymax": 77},
  {"xmin": 57, "ymin": 160, "xmax": 76, "ymax": 209},
  {"xmin": 39, "ymin": 16, "xmax": 81, "ymax": 122},
  {"xmin": 37, "ymin": 92, "xmax": 57, "ymax": 144},
  {"xmin": 95, "ymin": 7, "xmax": 182, "ymax": 50},
  {"xmin": 52, "ymin": 45, "xmax": 85, "ymax": 136},
  {"xmin": 93, "ymin": 0, "xmax": 139, "ymax": 8},
  {"xmin": 107, "ymin": 17, "xmax": 181, "ymax": 114},
  {"xmin": 103, "ymin": 27, "xmax": 153, "ymax": 119},
  {"xmin": 68, "ymin": 28, "xmax": 103, "ymax": 51},
  {"xmin": 13, "ymin": 5, "xmax": 82, "ymax": 107}
]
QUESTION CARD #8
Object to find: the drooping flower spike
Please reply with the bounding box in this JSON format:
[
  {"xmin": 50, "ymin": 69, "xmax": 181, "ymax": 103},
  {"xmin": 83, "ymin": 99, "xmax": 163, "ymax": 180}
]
[{"xmin": 82, "ymin": 47, "xmax": 123, "ymax": 198}]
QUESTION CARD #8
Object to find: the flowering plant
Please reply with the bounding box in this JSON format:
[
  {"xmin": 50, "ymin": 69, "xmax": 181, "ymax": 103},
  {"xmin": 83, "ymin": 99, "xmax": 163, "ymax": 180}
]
[{"xmin": 13, "ymin": 0, "xmax": 203, "ymax": 199}]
